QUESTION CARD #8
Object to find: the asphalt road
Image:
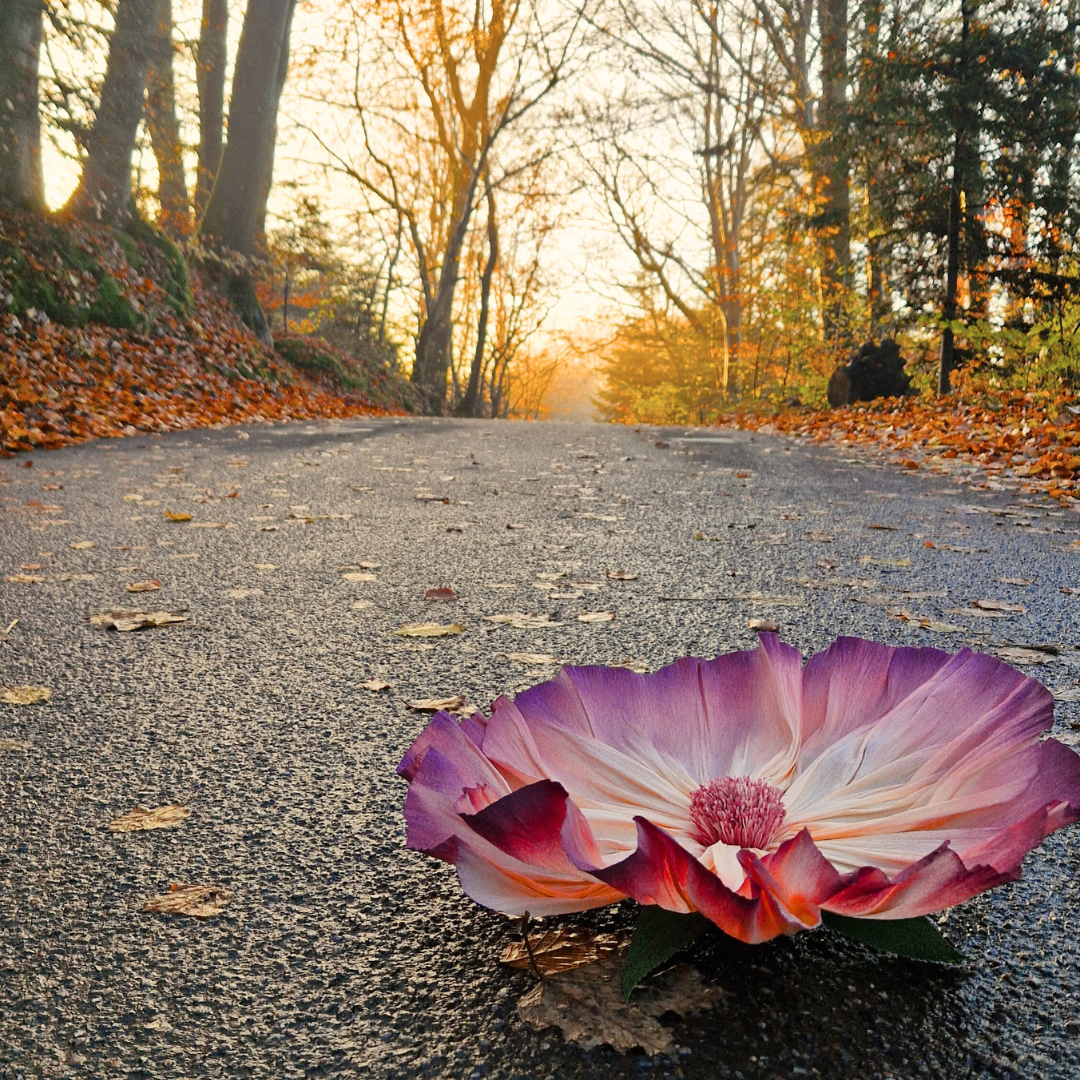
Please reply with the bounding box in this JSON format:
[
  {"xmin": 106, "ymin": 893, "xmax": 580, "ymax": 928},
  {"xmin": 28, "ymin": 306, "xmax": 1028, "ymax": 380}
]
[{"xmin": 2, "ymin": 416, "xmax": 1080, "ymax": 1080}]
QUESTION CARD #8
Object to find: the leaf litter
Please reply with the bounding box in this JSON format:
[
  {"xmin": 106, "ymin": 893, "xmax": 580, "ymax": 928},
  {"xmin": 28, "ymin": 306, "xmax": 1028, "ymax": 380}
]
[
  {"xmin": 1, "ymin": 685, "xmax": 51, "ymax": 705},
  {"xmin": 515, "ymin": 946, "xmax": 722, "ymax": 1055},
  {"xmin": 89, "ymin": 609, "xmax": 188, "ymax": 631},
  {"xmin": 108, "ymin": 805, "xmax": 191, "ymax": 832},
  {"xmin": 362, "ymin": 678, "xmax": 390, "ymax": 692},
  {"xmin": 501, "ymin": 927, "xmax": 625, "ymax": 975},
  {"xmin": 143, "ymin": 884, "xmax": 234, "ymax": 919},
  {"xmin": 395, "ymin": 622, "xmax": 464, "ymax": 637}
]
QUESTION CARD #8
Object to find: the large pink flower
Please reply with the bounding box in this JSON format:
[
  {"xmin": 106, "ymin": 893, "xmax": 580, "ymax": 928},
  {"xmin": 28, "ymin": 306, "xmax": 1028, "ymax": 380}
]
[{"xmin": 398, "ymin": 636, "xmax": 1080, "ymax": 943}]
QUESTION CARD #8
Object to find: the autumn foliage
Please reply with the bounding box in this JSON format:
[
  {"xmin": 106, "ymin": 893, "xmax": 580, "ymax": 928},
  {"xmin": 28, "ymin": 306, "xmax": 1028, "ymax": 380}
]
[{"xmin": 0, "ymin": 210, "xmax": 408, "ymax": 456}]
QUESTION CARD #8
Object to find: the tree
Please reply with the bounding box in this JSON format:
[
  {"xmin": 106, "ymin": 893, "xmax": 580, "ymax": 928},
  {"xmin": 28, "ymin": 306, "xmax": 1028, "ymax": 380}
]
[
  {"xmin": 194, "ymin": 0, "xmax": 228, "ymax": 220},
  {"xmin": 146, "ymin": 0, "xmax": 188, "ymax": 233},
  {"xmin": 66, "ymin": 0, "xmax": 158, "ymax": 226},
  {"xmin": 310, "ymin": 0, "xmax": 581, "ymax": 413},
  {"xmin": 0, "ymin": 0, "xmax": 44, "ymax": 208},
  {"xmin": 199, "ymin": 0, "xmax": 296, "ymax": 256}
]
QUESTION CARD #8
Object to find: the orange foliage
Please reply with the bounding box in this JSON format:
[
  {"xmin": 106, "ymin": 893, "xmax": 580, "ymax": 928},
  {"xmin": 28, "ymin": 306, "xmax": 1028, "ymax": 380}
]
[{"xmin": 722, "ymin": 389, "xmax": 1080, "ymax": 505}]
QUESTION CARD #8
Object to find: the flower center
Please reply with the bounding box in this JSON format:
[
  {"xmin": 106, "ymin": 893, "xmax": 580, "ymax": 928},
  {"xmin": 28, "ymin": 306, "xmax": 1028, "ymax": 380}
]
[{"xmin": 689, "ymin": 775, "xmax": 786, "ymax": 849}]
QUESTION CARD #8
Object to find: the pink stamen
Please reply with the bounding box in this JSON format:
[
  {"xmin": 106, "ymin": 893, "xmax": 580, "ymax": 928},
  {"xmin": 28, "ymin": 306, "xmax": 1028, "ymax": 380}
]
[{"xmin": 690, "ymin": 775, "xmax": 786, "ymax": 849}]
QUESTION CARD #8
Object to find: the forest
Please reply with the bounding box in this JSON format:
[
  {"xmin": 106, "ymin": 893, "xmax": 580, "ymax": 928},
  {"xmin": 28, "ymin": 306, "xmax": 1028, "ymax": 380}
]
[{"xmin": 0, "ymin": 0, "xmax": 1079, "ymax": 426}]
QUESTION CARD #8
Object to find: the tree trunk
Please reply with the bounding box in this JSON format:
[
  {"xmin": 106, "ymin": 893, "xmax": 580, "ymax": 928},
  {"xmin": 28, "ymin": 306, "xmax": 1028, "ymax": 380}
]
[
  {"xmin": 66, "ymin": 0, "xmax": 158, "ymax": 226},
  {"xmin": 816, "ymin": 0, "xmax": 851, "ymax": 347},
  {"xmin": 199, "ymin": 0, "xmax": 294, "ymax": 256},
  {"xmin": 146, "ymin": 0, "xmax": 188, "ymax": 233},
  {"xmin": 412, "ymin": 167, "xmax": 481, "ymax": 413},
  {"xmin": 194, "ymin": 0, "xmax": 227, "ymax": 220},
  {"xmin": 938, "ymin": 0, "xmax": 973, "ymax": 395},
  {"xmin": 254, "ymin": 3, "xmax": 296, "ymax": 245},
  {"xmin": 0, "ymin": 0, "xmax": 44, "ymax": 208},
  {"xmin": 458, "ymin": 184, "xmax": 498, "ymax": 418}
]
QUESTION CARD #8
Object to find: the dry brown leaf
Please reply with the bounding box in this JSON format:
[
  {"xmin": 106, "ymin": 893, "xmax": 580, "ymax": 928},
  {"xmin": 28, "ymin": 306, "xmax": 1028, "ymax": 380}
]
[
  {"xmin": 395, "ymin": 622, "xmax": 464, "ymax": 637},
  {"xmin": 424, "ymin": 587, "xmax": 458, "ymax": 601},
  {"xmin": 89, "ymin": 609, "xmax": 189, "ymax": 631},
  {"xmin": 859, "ymin": 556, "xmax": 912, "ymax": 567},
  {"xmin": 868, "ymin": 524, "xmax": 899, "ymax": 531},
  {"xmin": 163, "ymin": 511, "xmax": 192, "ymax": 522},
  {"xmin": 501, "ymin": 928, "xmax": 625, "ymax": 975},
  {"xmin": 516, "ymin": 950, "xmax": 722, "ymax": 1055},
  {"xmin": 127, "ymin": 580, "xmax": 161, "ymax": 593},
  {"xmin": 612, "ymin": 659, "xmax": 649, "ymax": 673},
  {"xmin": 995, "ymin": 646, "xmax": 1052, "ymax": 665},
  {"xmin": 1, "ymin": 685, "xmax": 51, "ymax": 705},
  {"xmin": 4, "ymin": 573, "xmax": 45, "ymax": 584},
  {"xmin": 506, "ymin": 652, "xmax": 561, "ymax": 665},
  {"xmin": 143, "ymin": 884, "xmax": 234, "ymax": 919},
  {"xmin": 407, "ymin": 695, "xmax": 467, "ymax": 712},
  {"xmin": 0, "ymin": 738, "xmax": 31, "ymax": 752},
  {"xmin": 343, "ymin": 572, "xmax": 377, "ymax": 582},
  {"xmin": 363, "ymin": 678, "xmax": 391, "ymax": 692},
  {"xmin": 972, "ymin": 598, "xmax": 1025, "ymax": 613},
  {"xmin": 605, "ymin": 570, "xmax": 638, "ymax": 581},
  {"xmin": 485, "ymin": 613, "xmax": 563, "ymax": 629},
  {"xmin": 108, "ymin": 805, "xmax": 191, "ymax": 832},
  {"xmin": 70, "ymin": 540, "xmax": 95, "ymax": 550},
  {"xmin": 579, "ymin": 611, "xmax": 615, "ymax": 623},
  {"xmin": 747, "ymin": 618, "xmax": 780, "ymax": 632}
]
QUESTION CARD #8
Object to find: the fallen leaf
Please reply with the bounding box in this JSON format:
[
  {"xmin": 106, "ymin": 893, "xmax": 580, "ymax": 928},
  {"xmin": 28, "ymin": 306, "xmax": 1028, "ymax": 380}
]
[
  {"xmin": 579, "ymin": 611, "xmax": 615, "ymax": 622},
  {"xmin": 350, "ymin": 599, "xmax": 374, "ymax": 610},
  {"xmin": 89, "ymin": 609, "xmax": 188, "ymax": 631},
  {"xmin": 972, "ymin": 598, "xmax": 1025, "ymax": 613},
  {"xmin": 506, "ymin": 522, "xmax": 525, "ymax": 529},
  {"xmin": 516, "ymin": 949, "xmax": 722, "ymax": 1055},
  {"xmin": 22, "ymin": 563, "xmax": 43, "ymax": 570},
  {"xmin": 0, "ymin": 738, "xmax": 31, "ymax": 751},
  {"xmin": 995, "ymin": 646, "xmax": 1052, "ymax": 665},
  {"xmin": 407, "ymin": 695, "xmax": 467, "ymax": 712},
  {"xmin": 1052, "ymin": 685, "xmax": 1080, "ymax": 702},
  {"xmin": 225, "ymin": 587, "xmax": 262, "ymax": 599},
  {"xmin": 997, "ymin": 576, "xmax": 1035, "ymax": 585},
  {"xmin": 747, "ymin": 618, "xmax": 780, "ymax": 632},
  {"xmin": 425, "ymin": 587, "xmax": 458, "ymax": 601},
  {"xmin": 858, "ymin": 557, "xmax": 912, "ymax": 567},
  {"xmin": 343, "ymin": 572, "xmax": 377, "ymax": 582},
  {"xmin": 506, "ymin": 652, "xmax": 561, "ymax": 665},
  {"xmin": 254, "ymin": 563, "xmax": 277, "ymax": 570},
  {"xmin": 612, "ymin": 659, "xmax": 649, "ymax": 673},
  {"xmin": 70, "ymin": 540, "xmax": 95, "ymax": 550},
  {"xmin": 127, "ymin": 580, "xmax": 162, "ymax": 593},
  {"xmin": 124, "ymin": 493, "xmax": 143, "ymax": 502},
  {"xmin": 4, "ymin": 573, "xmax": 45, "ymax": 584},
  {"xmin": 163, "ymin": 511, "xmax": 192, "ymax": 522},
  {"xmin": 395, "ymin": 622, "xmax": 464, "ymax": 637},
  {"xmin": 606, "ymin": 570, "xmax": 638, "ymax": 580},
  {"xmin": 501, "ymin": 928, "xmax": 625, "ymax": 975},
  {"xmin": 901, "ymin": 459, "xmax": 920, "ymax": 470},
  {"xmin": 143, "ymin": 884, "xmax": 234, "ymax": 919},
  {"xmin": 362, "ymin": 678, "xmax": 391, "ymax": 692},
  {"xmin": 108, "ymin": 805, "xmax": 191, "ymax": 832},
  {"xmin": 920, "ymin": 619, "xmax": 963, "ymax": 632},
  {"xmin": 816, "ymin": 559, "xmax": 837, "ymax": 569},
  {"xmin": 485, "ymin": 613, "xmax": 564, "ymax": 628},
  {"xmin": 868, "ymin": 524, "xmax": 899, "ymax": 531},
  {"xmin": 1, "ymin": 685, "xmax": 51, "ymax": 705}
]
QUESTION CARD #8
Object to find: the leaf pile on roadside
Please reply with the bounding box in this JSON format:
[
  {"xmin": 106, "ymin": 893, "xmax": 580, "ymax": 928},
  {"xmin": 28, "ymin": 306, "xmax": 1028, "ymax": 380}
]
[
  {"xmin": 89, "ymin": 609, "xmax": 188, "ymax": 631},
  {"xmin": 108, "ymin": 805, "xmax": 191, "ymax": 832},
  {"xmin": 143, "ymin": 884, "xmax": 234, "ymax": 919}
]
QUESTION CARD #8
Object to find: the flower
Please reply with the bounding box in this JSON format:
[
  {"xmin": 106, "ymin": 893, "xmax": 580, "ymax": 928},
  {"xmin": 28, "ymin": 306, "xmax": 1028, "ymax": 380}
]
[{"xmin": 398, "ymin": 635, "xmax": 1080, "ymax": 943}]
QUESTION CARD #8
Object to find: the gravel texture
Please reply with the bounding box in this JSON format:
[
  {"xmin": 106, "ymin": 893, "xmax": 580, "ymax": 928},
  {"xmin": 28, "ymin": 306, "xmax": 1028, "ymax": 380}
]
[{"xmin": 2, "ymin": 416, "xmax": 1079, "ymax": 1079}]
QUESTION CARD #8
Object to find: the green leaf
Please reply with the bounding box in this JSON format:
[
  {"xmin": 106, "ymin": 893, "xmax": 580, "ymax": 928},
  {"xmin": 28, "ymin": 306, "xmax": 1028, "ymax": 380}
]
[
  {"xmin": 822, "ymin": 911, "xmax": 966, "ymax": 963},
  {"xmin": 622, "ymin": 906, "xmax": 710, "ymax": 1001}
]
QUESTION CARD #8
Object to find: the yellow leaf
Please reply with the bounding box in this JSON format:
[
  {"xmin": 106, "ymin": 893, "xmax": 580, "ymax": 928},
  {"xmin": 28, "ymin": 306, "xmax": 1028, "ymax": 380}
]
[
  {"xmin": 108, "ymin": 805, "xmax": 190, "ymax": 832},
  {"xmin": 1, "ymin": 685, "xmax": 51, "ymax": 705},
  {"xmin": 163, "ymin": 511, "xmax": 192, "ymax": 522},
  {"xmin": 395, "ymin": 622, "xmax": 464, "ymax": 637},
  {"xmin": 127, "ymin": 580, "xmax": 162, "ymax": 593}
]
